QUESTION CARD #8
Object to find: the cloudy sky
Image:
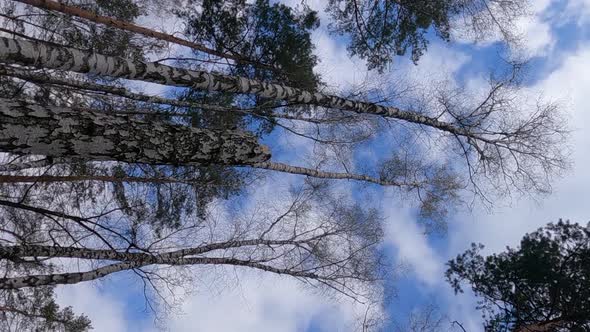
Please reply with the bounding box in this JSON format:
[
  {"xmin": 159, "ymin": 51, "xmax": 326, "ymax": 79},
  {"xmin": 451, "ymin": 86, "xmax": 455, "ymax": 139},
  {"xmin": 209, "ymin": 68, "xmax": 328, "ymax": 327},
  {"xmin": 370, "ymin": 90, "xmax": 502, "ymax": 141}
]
[{"xmin": 53, "ymin": 0, "xmax": 590, "ymax": 331}]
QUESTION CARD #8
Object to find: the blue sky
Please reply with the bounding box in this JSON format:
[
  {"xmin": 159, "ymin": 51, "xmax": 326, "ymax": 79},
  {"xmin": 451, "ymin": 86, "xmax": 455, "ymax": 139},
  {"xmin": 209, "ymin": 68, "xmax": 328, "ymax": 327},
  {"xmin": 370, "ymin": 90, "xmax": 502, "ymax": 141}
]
[{"xmin": 51, "ymin": 0, "xmax": 590, "ymax": 331}]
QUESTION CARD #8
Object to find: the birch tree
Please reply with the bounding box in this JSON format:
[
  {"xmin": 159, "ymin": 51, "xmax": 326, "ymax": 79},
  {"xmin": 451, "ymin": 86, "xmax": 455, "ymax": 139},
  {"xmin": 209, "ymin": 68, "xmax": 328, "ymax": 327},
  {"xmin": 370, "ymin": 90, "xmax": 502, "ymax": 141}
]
[
  {"xmin": 0, "ymin": 0, "xmax": 264, "ymax": 225},
  {"xmin": 0, "ymin": 98, "xmax": 270, "ymax": 166},
  {"xmin": 0, "ymin": 36, "xmax": 567, "ymax": 196},
  {"xmin": 0, "ymin": 1, "xmax": 571, "ymax": 330},
  {"xmin": 13, "ymin": 0, "xmax": 237, "ymax": 61},
  {"xmin": 0, "ymin": 178, "xmax": 388, "ymax": 325},
  {"xmin": 0, "ymin": 0, "xmax": 151, "ymax": 60},
  {"xmin": 0, "ymin": 177, "xmax": 92, "ymax": 332}
]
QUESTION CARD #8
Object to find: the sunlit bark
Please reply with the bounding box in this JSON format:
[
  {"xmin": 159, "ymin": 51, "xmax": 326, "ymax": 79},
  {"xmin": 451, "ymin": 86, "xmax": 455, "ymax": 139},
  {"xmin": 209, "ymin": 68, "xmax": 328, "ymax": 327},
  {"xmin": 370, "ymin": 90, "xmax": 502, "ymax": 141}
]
[{"xmin": 0, "ymin": 98, "xmax": 270, "ymax": 166}]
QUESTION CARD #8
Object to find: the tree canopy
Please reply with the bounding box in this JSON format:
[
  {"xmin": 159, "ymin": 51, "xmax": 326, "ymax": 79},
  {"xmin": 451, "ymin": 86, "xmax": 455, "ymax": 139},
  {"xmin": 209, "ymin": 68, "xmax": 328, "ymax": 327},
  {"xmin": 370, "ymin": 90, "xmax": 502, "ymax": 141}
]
[
  {"xmin": 446, "ymin": 221, "xmax": 590, "ymax": 332},
  {"xmin": 326, "ymin": 0, "xmax": 527, "ymax": 70},
  {"xmin": 176, "ymin": 0, "xmax": 320, "ymax": 89}
]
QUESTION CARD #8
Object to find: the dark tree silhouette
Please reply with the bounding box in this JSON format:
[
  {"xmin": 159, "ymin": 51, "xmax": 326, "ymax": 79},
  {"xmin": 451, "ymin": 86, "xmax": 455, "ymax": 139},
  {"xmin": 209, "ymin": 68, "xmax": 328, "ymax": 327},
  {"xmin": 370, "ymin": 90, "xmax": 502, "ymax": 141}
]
[
  {"xmin": 447, "ymin": 220, "xmax": 590, "ymax": 332},
  {"xmin": 326, "ymin": 0, "xmax": 527, "ymax": 70}
]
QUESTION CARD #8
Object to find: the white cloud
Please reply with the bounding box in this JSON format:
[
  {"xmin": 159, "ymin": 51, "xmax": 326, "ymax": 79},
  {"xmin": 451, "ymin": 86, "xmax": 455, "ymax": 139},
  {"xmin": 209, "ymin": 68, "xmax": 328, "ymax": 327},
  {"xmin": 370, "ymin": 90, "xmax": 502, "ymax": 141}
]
[
  {"xmin": 312, "ymin": 30, "xmax": 368, "ymax": 91},
  {"xmin": 451, "ymin": 0, "xmax": 555, "ymax": 58},
  {"xmin": 397, "ymin": 42, "xmax": 471, "ymax": 86},
  {"xmin": 55, "ymin": 283, "xmax": 129, "ymax": 332},
  {"xmin": 513, "ymin": 14, "xmax": 555, "ymax": 57},
  {"xmin": 438, "ymin": 41, "xmax": 590, "ymax": 327},
  {"xmin": 382, "ymin": 199, "xmax": 443, "ymax": 287},
  {"xmin": 561, "ymin": 0, "xmax": 590, "ymax": 26},
  {"xmin": 165, "ymin": 271, "xmax": 361, "ymax": 332}
]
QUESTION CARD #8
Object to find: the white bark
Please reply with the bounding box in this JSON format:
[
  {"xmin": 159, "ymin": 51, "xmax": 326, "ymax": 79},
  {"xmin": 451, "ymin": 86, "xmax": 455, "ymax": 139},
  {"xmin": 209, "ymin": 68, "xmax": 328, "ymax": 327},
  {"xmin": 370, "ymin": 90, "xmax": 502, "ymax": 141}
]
[
  {"xmin": 0, "ymin": 243, "xmax": 325, "ymax": 289},
  {"xmin": 0, "ymin": 37, "xmax": 566, "ymax": 194},
  {"xmin": 0, "ymin": 37, "xmax": 473, "ymax": 138},
  {"xmin": 0, "ymin": 262, "xmax": 140, "ymax": 288},
  {"xmin": 253, "ymin": 161, "xmax": 417, "ymax": 187},
  {"xmin": 0, "ymin": 65, "xmax": 313, "ymax": 123},
  {"xmin": 0, "ymin": 98, "xmax": 270, "ymax": 165}
]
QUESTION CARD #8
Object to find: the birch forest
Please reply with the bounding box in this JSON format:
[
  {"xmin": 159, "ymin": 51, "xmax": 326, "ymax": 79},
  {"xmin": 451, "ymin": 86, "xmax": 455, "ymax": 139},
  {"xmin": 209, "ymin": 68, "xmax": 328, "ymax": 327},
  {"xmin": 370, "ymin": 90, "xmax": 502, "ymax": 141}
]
[{"xmin": 0, "ymin": 1, "xmax": 572, "ymax": 331}]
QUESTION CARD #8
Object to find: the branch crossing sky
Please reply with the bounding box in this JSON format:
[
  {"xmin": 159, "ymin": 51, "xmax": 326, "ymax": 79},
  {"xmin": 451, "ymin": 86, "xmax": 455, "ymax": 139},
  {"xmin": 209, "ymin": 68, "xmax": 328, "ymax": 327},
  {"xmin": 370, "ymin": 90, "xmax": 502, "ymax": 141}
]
[{"xmin": 50, "ymin": 0, "xmax": 590, "ymax": 330}]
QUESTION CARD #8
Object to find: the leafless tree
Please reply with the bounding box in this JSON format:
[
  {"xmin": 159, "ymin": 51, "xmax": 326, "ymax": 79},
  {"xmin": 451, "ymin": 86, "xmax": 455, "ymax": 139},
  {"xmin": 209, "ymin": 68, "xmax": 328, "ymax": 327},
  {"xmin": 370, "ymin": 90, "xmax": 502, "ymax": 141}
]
[
  {"xmin": 0, "ymin": 1, "xmax": 570, "ymax": 330},
  {"xmin": 0, "ymin": 177, "xmax": 389, "ymax": 325}
]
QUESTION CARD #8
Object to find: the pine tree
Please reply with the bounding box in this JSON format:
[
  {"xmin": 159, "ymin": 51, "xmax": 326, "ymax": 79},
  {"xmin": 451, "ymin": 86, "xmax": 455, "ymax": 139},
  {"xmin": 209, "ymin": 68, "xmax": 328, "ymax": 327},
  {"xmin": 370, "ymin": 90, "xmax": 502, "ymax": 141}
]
[{"xmin": 447, "ymin": 221, "xmax": 590, "ymax": 331}]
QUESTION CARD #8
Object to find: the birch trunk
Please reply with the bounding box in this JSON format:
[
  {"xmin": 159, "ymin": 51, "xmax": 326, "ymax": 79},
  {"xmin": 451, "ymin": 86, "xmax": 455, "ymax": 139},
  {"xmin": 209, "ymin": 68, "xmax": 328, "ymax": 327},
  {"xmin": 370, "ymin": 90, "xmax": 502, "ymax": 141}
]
[
  {"xmin": 0, "ymin": 66, "xmax": 415, "ymax": 186},
  {"xmin": 0, "ymin": 240, "xmax": 307, "ymax": 262},
  {"xmin": 0, "ymin": 65, "xmax": 307, "ymax": 123},
  {"xmin": 0, "ymin": 37, "xmax": 473, "ymax": 139},
  {"xmin": 0, "ymin": 262, "xmax": 141, "ymax": 288},
  {"xmin": 0, "ymin": 98, "xmax": 270, "ymax": 166},
  {"xmin": 1, "ymin": 245, "xmax": 156, "ymax": 263},
  {"xmin": 0, "ymin": 257, "xmax": 321, "ymax": 289},
  {"xmin": 0, "ymin": 244, "xmax": 323, "ymax": 289},
  {"xmin": 252, "ymin": 161, "xmax": 415, "ymax": 187}
]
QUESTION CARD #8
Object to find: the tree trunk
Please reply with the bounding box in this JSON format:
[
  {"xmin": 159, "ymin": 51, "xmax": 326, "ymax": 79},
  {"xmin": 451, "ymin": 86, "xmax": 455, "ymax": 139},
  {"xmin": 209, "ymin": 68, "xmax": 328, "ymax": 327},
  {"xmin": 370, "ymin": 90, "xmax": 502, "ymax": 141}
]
[
  {"xmin": 0, "ymin": 261, "xmax": 141, "ymax": 288},
  {"xmin": 252, "ymin": 161, "xmax": 416, "ymax": 187},
  {"xmin": 0, "ymin": 240, "xmax": 307, "ymax": 262},
  {"xmin": 0, "ymin": 66, "xmax": 416, "ymax": 187},
  {"xmin": 0, "ymin": 98, "xmax": 270, "ymax": 166},
  {"xmin": 0, "ymin": 37, "xmax": 475, "ymax": 140},
  {"xmin": 0, "ymin": 245, "xmax": 323, "ymax": 289},
  {"xmin": 515, "ymin": 320, "xmax": 565, "ymax": 332},
  {"xmin": 13, "ymin": 0, "xmax": 270, "ymax": 68},
  {"xmin": 0, "ymin": 64, "xmax": 309, "ymax": 123}
]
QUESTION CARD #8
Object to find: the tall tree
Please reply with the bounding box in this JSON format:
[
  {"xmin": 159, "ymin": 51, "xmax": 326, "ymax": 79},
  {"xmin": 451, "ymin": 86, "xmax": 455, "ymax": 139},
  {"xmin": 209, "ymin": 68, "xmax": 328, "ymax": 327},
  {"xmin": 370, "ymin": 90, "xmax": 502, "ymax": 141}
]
[
  {"xmin": 0, "ymin": 0, "xmax": 260, "ymax": 227},
  {"xmin": 0, "ymin": 0, "xmax": 570, "ymax": 330},
  {"xmin": 0, "ymin": 36, "xmax": 567, "ymax": 197},
  {"xmin": 446, "ymin": 221, "xmax": 590, "ymax": 332},
  {"xmin": 0, "ymin": 195, "xmax": 92, "ymax": 332},
  {"xmin": 0, "ymin": 98, "xmax": 270, "ymax": 166},
  {"xmin": 0, "ymin": 178, "xmax": 388, "ymax": 325},
  {"xmin": 1, "ymin": 0, "xmax": 149, "ymax": 60}
]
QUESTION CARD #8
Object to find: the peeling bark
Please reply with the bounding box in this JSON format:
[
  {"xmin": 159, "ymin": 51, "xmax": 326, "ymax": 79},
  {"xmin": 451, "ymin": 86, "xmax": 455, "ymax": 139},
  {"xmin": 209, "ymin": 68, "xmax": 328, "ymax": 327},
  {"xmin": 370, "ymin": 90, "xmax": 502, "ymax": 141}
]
[{"xmin": 0, "ymin": 98, "xmax": 270, "ymax": 166}]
